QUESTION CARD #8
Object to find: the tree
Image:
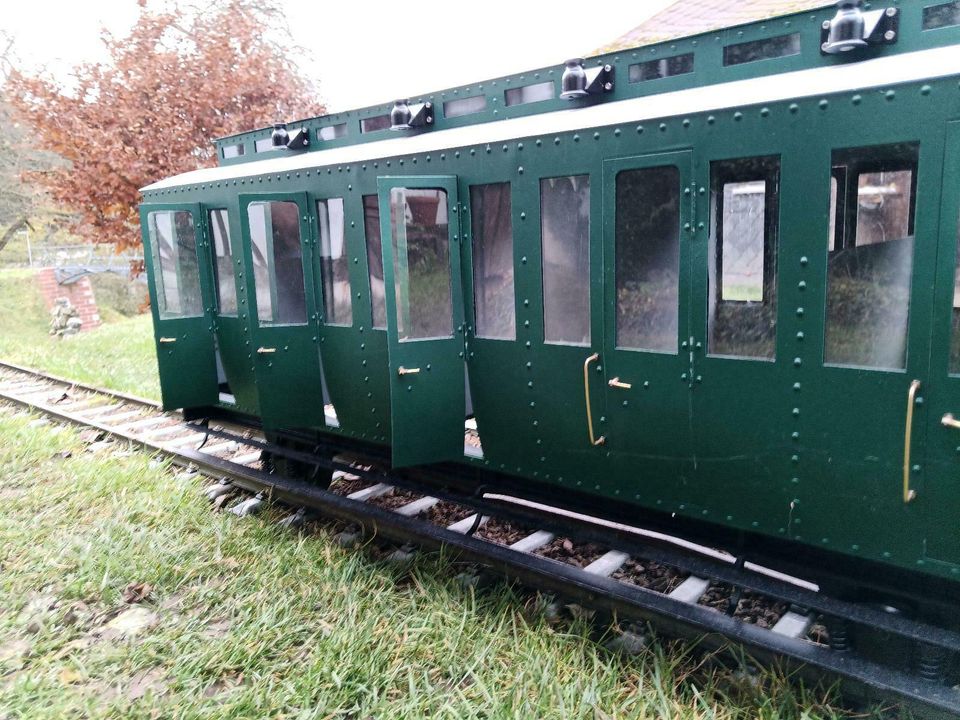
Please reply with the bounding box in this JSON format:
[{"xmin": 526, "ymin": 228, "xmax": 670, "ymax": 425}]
[
  {"xmin": 0, "ymin": 33, "xmax": 64, "ymax": 256},
  {"xmin": 6, "ymin": 0, "xmax": 324, "ymax": 252}
]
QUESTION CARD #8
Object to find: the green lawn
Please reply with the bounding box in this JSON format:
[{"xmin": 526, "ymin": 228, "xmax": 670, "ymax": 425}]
[
  {"xmin": 0, "ymin": 269, "xmax": 160, "ymax": 400},
  {"xmin": 0, "ymin": 267, "xmax": 855, "ymax": 719}
]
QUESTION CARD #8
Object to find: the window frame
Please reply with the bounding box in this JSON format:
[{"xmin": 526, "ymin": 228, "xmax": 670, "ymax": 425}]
[{"xmin": 710, "ymin": 156, "xmax": 781, "ymax": 307}]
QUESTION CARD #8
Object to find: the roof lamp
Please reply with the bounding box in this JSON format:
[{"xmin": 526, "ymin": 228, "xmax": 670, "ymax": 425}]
[
  {"xmin": 390, "ymin": 99, "xmax": 434, "ymax": 131},
  {"xmin": 560, "ymin": 59, "xmax": 614, "ymax": 101},
  {"xmin": 270, "ymin": 122, "xmax": 289, "ymax": 148},
  {"xmin": 821, "ymin": 1, "xmax": 899, "ymax": 55}
]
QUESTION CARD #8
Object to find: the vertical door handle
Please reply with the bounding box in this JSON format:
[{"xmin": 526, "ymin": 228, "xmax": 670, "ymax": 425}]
[
  {"xmin": 583, "ymin": 353, "xmax": 605, "ymax": 446},
  {"xmin": 903, "ymin": 379, "xmax": 920, "ymax": 504}
]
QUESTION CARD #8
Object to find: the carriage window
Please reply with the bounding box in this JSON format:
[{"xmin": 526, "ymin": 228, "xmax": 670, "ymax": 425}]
[
  {"xmin": 361, "ymin": 114, "xmax": 391, "ymax": 133},
  {"xmin": 222, "ymin": 143, "xmax": 244, "ymax": 159},
  {"xmin": 317, "ymin": 198, "xmax": 352, "ymax": 326},
  {"xmin": 708, "ymin": 156, "xmax": 780, "ymax": 360},
  {"xmin": 504, "ymin": 81, "xmax": 555, "ymax": 107},
  {"xmin": 471, "ymin": 183, "xmax": 515, "ymax": 340},
  {"xmin": 723, "ymin": 33, "xmax": 800, "ymax": 66},
  {"xmin": 209, "ymin": 209, "xmax": 237, "ymax": 316},
  {"xmin": 444, "ymin": 95, "xmax": 487, "ymax": 118},
  {"xmin": 615, "ymin": 166, "xmax": 680, "ymax": 352},
  {"xmin": 629, "ymin": 53, "xmax": 694, "ymax": 83},
  {"xmin": 318, "ymin": 123, "xmax": 347, "ymax": 141},
  {"xmin": 247, "ymin": 200, "xmax": 307, "ymax": 326},
  {"xmin": 147, "ymin": 210, "xmax": 203, "ymax": 319},
  {"xmin": 363, "ymin": 194, "xmax": 386, "ymax": 329},
  {"xmin": 541, "ymin": 175, "xmax": 590, "ymax": 345},
  {"xmin": 923, "ymin": 1, "xmax": 960, "ymax": 29},
  {"xmin": 388, "ymin": 188, "xmax": 453, "ymax": 340},
  {"xmin": 825, "ymin": 143, "xmax": 918, "ymax": 369}
]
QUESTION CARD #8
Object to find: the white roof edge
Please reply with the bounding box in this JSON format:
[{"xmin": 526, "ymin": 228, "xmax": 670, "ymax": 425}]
[{"xmin": 142, "ymin": 45, "xmax": 960, "ymax": 193}]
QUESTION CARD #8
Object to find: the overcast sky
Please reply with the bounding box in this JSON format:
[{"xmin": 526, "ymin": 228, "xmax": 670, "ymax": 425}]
[{"xmin": 1, "ymin": 0, "xmax": 675, "ymax": 112}]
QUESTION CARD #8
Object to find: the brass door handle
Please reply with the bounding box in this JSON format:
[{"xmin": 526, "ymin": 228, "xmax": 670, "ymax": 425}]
[
  {"xmin": 608, "ymin": 377, "xmax": 632, "ymax": 390},
  {"xmin": 159, "ymin": 337, "xmax": 177, "ymax": 344},
  {"xmin": 257, "ymin": 347, "xmax": 277, "ymax": 354},
  {"xmin": 583, "ymin": 353, "xmax": 605, "ymax": 446},
  {"xmin": 942, "ymin": 413, "xmax": 960, "ymax": 430},
  {"xmin": 903, "ymin": 379, "xmax": 920, "ymax": 504},
  {"xmin": 398, "ymin": 366, "xmax": 420, "ymax": 376}
]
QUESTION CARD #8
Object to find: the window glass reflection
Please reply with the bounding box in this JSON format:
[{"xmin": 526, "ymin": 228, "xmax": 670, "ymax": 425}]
[
  {"xmin": 363, "ymin": 194, "xmax": 386, "ymax": 329},
  {"xmin": 825, "ymin": 143, "xmax": 918, "ymax": 369},
  {"xmin": 615, "ymin": 166, "xmax": 680, "ymax": 352},
  {"xmin": 708, "ymin": 156, "xmax": 780, "ymax": 360},
  {"xmin": 317, "ymin": 198, "xmax": 352, "ymax": 326},
  {"xmin": 471, "ymin": 183, "xmax": 515, "ymax": 340},
  {"xmin": 209, "ymin": 209, "xmax": 236, "ymax": 316},
  {"xmin": 148, "ymin": 210, "xmax": 203, "ymax": 319},
  {"xmin": 541, "ymin": 175, "xmax": 590, "ymax": 345},
  {"xmin": 389, "ymin": 188, "xmax": 453, "ymax": 341},
  {"xmin": 247, "ymin": 200, "xmax": 307, "ymax": 326}
]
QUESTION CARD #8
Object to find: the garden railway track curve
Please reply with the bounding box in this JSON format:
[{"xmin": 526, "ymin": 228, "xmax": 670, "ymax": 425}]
[{"xmin": 2, "ymin": 358, "xmax": 959, "ymax": 717}]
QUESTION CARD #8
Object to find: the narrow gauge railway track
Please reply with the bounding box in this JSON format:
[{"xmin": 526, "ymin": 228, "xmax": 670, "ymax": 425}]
[{"xmin": 2, "ymin": 359, "xmax": 959, "ymax": 717}]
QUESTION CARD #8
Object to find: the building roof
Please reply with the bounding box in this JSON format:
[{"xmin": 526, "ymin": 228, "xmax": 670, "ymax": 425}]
[{"xmin": 597, "ymin": 0, "xmax": 831, "ymax": 53}]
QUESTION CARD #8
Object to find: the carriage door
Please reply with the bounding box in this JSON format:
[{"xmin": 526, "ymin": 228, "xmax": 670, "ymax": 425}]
[
  {"xmin": 140, "ymin": 203, "xmax": 219, "ymax": 411},
  {"xmin": 924, "ymin": 121, "xmax": 960, "ymax": 565},
  {"xmin": 239, "ymin": 193, "xmax": 326, "ymax": 431},
  {"xmin": 600, "ymin": 152, "xmax": 694, "ymax": 492},
  {"xmin": 377, "ymin": 176, "xmax": 465, "ymax": 468}
]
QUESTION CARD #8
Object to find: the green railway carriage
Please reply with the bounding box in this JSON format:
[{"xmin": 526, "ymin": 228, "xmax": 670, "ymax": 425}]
[{"xmin": 140, "ymin": 1, "xmax": 960, "ymax": 604}]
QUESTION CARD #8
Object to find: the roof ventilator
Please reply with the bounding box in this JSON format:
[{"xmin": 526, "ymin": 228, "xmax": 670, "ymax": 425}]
[
  {"xmin": 390, "ymin": 99, "xmax": 434, "ymax": 131},
  {"xmin": 821, "ymin": 0, "xmax": 899, "ymax": 55},
  {"xmin": 560, "ymin": 58, "xmax": 614, "ymax": 100}
]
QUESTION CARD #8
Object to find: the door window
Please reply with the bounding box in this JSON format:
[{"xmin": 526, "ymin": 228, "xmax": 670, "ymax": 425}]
[
  {"xmin": 208, "ymin": 209, "xmax": 236, "ymax": 316},
  {"xmin": 317, "ymin": 197, "xmax": 352, "ymax": 326},
  {"xmin": 708, "ymin": 156, "xmax": 780, "ymax": 359},
  {"xmin": 247, "ymin": 200, "xmax": 307, "ymax": 326},
  {"xmin": 541, "ymin": 175, "xmax": 590, "ymax": 345},
  {"xmin": 388, "ymin": 188, "xmax": 453, "ymax": 340},
  {"xmin": 147, "ymin": 210, "xmax": 203, "ymax": 319},
  {"xmin": 470, "ymin": 182, "xmax": 515, "ymax": 340},
  {"xmin": 363, "ymin": 194, "xmax": 387, "ymax": 329},
  {"xmin": 824, "ymin": 143, "xmax": 918, "ymax": 369},
  {"xmin": 615, "ymin": 165, "xmax": 681, "ymax": 352}
]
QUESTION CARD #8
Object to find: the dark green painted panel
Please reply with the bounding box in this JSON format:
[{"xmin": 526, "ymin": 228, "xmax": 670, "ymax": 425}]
[
  {"xmin": 238, "ymin": 192, "xmax": 326, "ymax": 431},
  {"xmin": 139, "ymin": 203, "xmax": 219, "ymax": 411},
  {"xmin": 142, "ymin": 70, "xmax": 960, "ymax": 583},
  {"xmin": 923, "ymin": 119, "xmax": 960, "ymax": 568},
  {"xmin": 600, "ymin": 151, "xmax": 694, "ymax": 508}
]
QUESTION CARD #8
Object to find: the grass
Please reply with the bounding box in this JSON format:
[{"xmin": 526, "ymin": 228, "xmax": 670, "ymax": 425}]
[
  {"xmin": 0, "ymin": 412, "xmax": 853, "ymax": 720},
  {"xmin": 0, "ymin": 268, "xmax": 159, "ymax": 400},
  {"xmin": 0, "ymin": 265, "xmax": 863, "ymax": 718}
]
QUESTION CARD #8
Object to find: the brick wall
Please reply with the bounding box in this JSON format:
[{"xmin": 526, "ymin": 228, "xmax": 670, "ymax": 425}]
[{"xmin": 35, "ymin": 268, "xmax": 102, "ymax": 332}]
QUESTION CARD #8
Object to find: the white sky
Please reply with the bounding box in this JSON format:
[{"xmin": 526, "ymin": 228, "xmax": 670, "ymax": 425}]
[{"xmin": 0, "ymin": 0, "xmax": 675, "ymax": 112}]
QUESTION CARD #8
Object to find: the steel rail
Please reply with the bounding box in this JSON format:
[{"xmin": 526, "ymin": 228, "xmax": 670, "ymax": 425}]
[{"xmin": 2, "ymin": 369, "xmax": 960, "ymax": 715}]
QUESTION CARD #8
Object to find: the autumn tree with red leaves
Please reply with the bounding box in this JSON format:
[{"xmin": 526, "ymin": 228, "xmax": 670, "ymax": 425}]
[{"xmin": 6, "ymin": 0, "xmax": 324, "ymax": 251}]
